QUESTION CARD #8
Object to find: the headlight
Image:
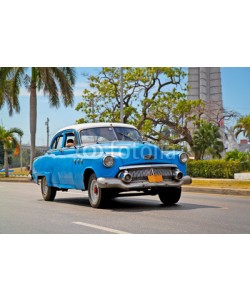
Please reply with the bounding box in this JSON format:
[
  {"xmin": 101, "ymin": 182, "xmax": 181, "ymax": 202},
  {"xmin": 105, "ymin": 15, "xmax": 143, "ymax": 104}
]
[
  {"xmin": 179, "ymin": 152, "xmax": 189, "ymax": 164},
  {"xmin": 103, "ymin": 155, "xmax": 114, "ymax": 167}
]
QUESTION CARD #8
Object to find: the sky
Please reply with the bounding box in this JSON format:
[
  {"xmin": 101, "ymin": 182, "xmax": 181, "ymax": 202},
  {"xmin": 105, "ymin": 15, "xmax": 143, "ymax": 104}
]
[{"xmin": 0, "ymin": 67, "xmax": 250, "ymax": 145}]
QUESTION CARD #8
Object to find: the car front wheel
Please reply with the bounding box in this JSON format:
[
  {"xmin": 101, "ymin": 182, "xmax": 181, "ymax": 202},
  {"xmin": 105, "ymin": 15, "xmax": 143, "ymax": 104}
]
[
  {"xmin": 88, "ymin": 174, "xmax": 110, "ymax": 208},
  {"xmin": 41, "ymin": 176, "xmax": 57, "ymax": 201},
  {"xmin": 158, "ymin": 187, "xmax": 181, "ymax": 205}
]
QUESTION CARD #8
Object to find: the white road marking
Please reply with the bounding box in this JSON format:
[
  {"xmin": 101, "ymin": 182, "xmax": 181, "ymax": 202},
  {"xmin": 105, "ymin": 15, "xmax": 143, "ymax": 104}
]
[{"xmin": 73, "ymin": 222, "xmax": 130, "ymax": 234}]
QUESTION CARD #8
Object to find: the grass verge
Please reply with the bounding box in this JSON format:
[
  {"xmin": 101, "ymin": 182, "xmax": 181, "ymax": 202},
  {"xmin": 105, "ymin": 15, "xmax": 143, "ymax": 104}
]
[{"xmin": 192, "ymin": 178, "xmax": 250, "ymax": 189}]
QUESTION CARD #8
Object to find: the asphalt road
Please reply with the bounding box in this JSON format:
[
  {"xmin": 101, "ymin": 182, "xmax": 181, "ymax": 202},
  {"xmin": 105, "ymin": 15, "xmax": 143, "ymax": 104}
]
[{"xmin": 0, "ymin": 182, "xmax": 249, "ymax": 233}]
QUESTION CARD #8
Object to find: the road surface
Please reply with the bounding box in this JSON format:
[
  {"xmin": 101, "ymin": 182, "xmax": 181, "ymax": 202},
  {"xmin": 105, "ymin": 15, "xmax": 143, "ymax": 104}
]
[{"xmin": 0, "ymin": 182, "xmax": 249, "ymax": 233}]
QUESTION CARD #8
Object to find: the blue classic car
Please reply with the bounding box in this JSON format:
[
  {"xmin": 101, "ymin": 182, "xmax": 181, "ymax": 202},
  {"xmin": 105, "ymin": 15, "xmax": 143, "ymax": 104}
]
[{"xmin": 32, "ymin": 123, "xmax": 192, "ymax": 208}]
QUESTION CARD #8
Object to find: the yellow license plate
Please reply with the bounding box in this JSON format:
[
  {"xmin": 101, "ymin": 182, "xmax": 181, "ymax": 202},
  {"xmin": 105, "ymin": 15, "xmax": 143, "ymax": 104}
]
[{"xmin": 148, "ymin": 174, "xmax": 163, "ymax": 183}]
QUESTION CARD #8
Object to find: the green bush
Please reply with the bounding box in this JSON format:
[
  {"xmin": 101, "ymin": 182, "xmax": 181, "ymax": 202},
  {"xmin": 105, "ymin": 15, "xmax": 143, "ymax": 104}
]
[
  {"xmin": 224, "ymin": 149, "xmax": 250, "ymax": 162},
  {"xmin": 187, "ymin": 159, "xmax": 248, "ymax": 178}
]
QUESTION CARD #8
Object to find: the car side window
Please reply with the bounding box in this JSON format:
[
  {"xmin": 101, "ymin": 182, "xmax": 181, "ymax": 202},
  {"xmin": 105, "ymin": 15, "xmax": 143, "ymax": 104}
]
[
  {"xmin": 51, "ymin": 135, "xmax": 63, "ymax": 149},
  {"xmin": 64, "ymin": 132, "xmax": 78, "ymax": 148}
]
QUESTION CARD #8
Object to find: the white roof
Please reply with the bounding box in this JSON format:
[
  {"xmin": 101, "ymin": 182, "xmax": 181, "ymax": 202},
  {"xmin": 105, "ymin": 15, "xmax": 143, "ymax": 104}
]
[{"xmin": 56, "ymin": 122, "xmax": 136, "ymax": 134}]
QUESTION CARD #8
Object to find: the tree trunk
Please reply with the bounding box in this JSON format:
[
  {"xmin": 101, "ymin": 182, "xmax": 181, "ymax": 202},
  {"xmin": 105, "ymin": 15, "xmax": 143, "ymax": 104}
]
[
  {"xmin": 20, "ymin": 136, "xmax": 23, "ymax": 171},
  {"xmin": 29, "ymin": 82, "xmax": 37, "ymax": 169},
  {"xmin": 4, "ymin": 149, "xmax": 9, "ymax": 177}
]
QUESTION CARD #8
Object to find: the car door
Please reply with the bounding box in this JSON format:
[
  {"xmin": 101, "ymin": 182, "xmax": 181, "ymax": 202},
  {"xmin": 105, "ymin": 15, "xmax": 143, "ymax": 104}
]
[
  {"xmin": 47, "ymin": 134, "xmax": 64, "ymax": 186},
  {"xmin": 57, "ymin": 130, "xmax": 79, "ymax": 188}
]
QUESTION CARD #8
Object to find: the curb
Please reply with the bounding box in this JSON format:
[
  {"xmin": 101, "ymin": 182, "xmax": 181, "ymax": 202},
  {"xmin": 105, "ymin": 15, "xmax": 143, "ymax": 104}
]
[
  {"xmin": 182, "ymin": 186, "xmax": 250, "ymax": 196},
  {"xmin": 0, "ymin": 179, "xmax": 31, "ymax": 183}
]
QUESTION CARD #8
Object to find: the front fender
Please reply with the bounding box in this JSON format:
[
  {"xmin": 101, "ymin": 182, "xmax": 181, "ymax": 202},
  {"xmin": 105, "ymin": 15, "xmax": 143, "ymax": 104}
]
[
  {"xmin": 33, "ymin": 171, "xmax": 52, "ymax": 186},
  {"xmin": 74, "ymin": 155, "xmax": 124, "ymax": 190},
  {"xmin": 32, "ymin": 155, "xmax": 56, "ymax": 186}
]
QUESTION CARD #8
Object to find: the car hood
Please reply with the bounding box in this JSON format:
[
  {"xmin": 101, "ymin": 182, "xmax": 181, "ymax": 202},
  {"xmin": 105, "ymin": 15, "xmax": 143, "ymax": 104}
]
[{"xmin": 82, "ymin": 141, "xmax": 173, "ymax": 166}]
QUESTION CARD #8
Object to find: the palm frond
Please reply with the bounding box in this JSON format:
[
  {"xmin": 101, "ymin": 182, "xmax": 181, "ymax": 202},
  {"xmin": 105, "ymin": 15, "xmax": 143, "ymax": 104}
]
[
  {"xmin": 0, "ymin": 126, "xmax": 22, "ymax": 151},
  {"xmin": 0, "ymin": 80, "xmax": 20, "ymax": 116},
  {"xmin": 0, "ymin": 67, "xmax": 23, "ymax": 116},
  {"xmin": 0, "ymin": 67, "xmax": 15, "ymax": 85},
  {"xmin": 62, "ymin": 67, "xmax": 76, "ymax": 85},
  {"xmin": 7, "ymin": 127, "xmax": 24, "ymax": 137},
  {"xmin": 23, "ymin": 74, "xmax": 31, "ymax": 91},
  {"xmin": 50, "ymin": 67, "xmax": 75, "ymax": 106},
  {"xmin": 39, "ymin": 68, "xmax": 60, "ymax": 107}
]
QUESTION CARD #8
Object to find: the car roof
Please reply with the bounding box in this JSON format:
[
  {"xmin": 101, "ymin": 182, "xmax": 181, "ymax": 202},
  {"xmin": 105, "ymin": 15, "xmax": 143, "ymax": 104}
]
[{"xmin": 56, "ymin": 122, "xmax": 137, "ymax": 134}]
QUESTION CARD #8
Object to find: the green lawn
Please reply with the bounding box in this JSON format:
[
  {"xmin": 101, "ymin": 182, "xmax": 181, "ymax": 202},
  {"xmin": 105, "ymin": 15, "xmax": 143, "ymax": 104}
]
[{"xmin": 0, "ymin": 167, "xmax": 29, "ymax": 178}]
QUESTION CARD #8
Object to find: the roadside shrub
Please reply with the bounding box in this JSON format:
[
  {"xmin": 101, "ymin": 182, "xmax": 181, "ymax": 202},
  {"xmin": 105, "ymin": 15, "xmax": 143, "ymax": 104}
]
[
  {"xmin": 187, "ymin": 160, "xmax": 245, "ymax": 178},
  {"xmin": 224, "ymin": 149, "xmax": 250, "ymax": 161},
  {"xmin": 224, "ymin": 150, "xmax": 250, "ymax": 171}
]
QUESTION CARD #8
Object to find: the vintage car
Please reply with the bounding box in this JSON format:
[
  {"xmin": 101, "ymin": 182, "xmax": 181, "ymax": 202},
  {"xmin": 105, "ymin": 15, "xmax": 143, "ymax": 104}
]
[{"xmin": 32, "ymin": 123, "xmax": 192, "ymax": 208}]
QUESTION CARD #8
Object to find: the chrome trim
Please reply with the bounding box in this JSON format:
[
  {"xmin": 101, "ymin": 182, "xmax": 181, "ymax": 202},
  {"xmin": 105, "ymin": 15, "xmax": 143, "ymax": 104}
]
[
  {"xmin": 144, "ymin": 154, "xmax": 154, "ymax": 160},
  {"xmin": 179, "ymin": 152, "xmax": 189, "ymax": 164},
  {"xmin": 173, "ymin": 170, "xmax": 183, "ymax": 180},
  {"xmin": 102, "ymin": 155, "xmax": 114, "ymax": 168},
  {"xmin": 119, "ymin": 164, "xmax": 177, "ymax": 170},
  {"xmin": 97, "ymin": 175, "xmax": 192, "ymax": 190},
  {"xmin": 182, "ymin": 176, "xmax": 192, "ymax": 184},
  {"xmin": 118, "ymin": 170, "xmax": 133, "ymax": 183}
]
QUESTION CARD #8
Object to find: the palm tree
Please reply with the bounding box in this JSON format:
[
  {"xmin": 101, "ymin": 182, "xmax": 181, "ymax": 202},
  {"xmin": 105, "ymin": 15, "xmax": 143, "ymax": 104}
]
[
  {"xmin": 0, "ymin": 67, "xmax": 76, "ymax": 167},
  {"xmin": 0, "ymin": 126, "xmax": 23, "ymax": 177},
  {"xmin": 192, "ymin": 121, "xmax": 224, "ymax": 160},
  {"xmin": 234, "ymin": 115, "xmax": 250, "ymax": 140},
  {"xmin": 0, "ymin": 79, "xmax": 20, "ymax": 116}
]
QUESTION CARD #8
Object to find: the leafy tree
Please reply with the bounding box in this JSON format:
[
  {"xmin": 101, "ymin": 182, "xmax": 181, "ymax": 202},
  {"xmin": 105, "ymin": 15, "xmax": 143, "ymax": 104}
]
[
  {"xmin": 10, "ymin": 148, "xmax": 44, "ymax": 168},
  {"xmin": 0, "ymin": 67, "xmax": 76, "ymax": 167},
  {"xmin": 0, "ymin": 126, "xmax": 23, "ymax": 177},
  {"xmin": 192, "ymin": 121, "xmax": 224, "ymax": 160},
  {"xmin": 76, "ymin": 67, "xmax": 204, "ymax": 152},
  {"xmin": 234, "ymin": 114, "xmax": 250, "ymax": 141}
]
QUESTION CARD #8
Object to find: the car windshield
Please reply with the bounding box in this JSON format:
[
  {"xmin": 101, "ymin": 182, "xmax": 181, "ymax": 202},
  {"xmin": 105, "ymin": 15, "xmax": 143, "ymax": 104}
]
[{"xmin": 80, "ymin": 126, "xmax": 142, "ymax": 145}]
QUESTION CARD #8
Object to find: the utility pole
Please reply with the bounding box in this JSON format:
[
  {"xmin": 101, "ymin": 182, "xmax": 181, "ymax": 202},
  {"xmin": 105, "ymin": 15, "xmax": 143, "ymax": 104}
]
[
  {"xmin": 45, "ymin": 118, "xmax": 49, "ymax": 148},
  {"xmin": 120, "ymin": 67, "xmax": 124, "ymax": 123}
]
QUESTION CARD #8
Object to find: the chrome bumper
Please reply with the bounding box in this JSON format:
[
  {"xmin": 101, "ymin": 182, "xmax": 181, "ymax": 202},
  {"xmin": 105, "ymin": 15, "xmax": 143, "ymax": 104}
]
[{"xmin": 97, "ymin": 176, "xmax": 192, "ymax": 191}]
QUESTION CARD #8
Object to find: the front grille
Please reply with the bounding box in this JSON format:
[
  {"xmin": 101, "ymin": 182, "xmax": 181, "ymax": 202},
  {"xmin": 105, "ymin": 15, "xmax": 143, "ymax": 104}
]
[{"xmin": 128, "ymin": 167, "xmax": 173, "ymax": 182}]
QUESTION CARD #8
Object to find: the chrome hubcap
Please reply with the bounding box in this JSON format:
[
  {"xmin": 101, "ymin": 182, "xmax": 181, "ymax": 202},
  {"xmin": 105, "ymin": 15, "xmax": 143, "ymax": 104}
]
[
  {"xmin": 42, "ymin": 178, "xmax": 48, "ymax": 195},
  {"xmin": 90, "ymin": 179, "xmax": 99, "ymax": 204}
]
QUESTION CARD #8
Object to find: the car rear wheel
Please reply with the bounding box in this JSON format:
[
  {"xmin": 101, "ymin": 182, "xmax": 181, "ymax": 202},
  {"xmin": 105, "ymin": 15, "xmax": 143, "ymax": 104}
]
[
  {"xmin": 41, "ymin": 176, "xmax": 57, "ymax": 201},
  {"xmin": 158, "ymin": 187, "xmax": 181, "ymax": 205},
  {"xmin": 88, "ymin": 174, "xmax": 110, "ymax": 208}
]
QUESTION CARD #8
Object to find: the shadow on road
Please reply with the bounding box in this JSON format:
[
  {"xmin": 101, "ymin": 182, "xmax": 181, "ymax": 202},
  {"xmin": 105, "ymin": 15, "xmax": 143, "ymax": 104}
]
[{"xmin": 50, "ymin": 196, "xmax": 220, "ymax": 212}]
